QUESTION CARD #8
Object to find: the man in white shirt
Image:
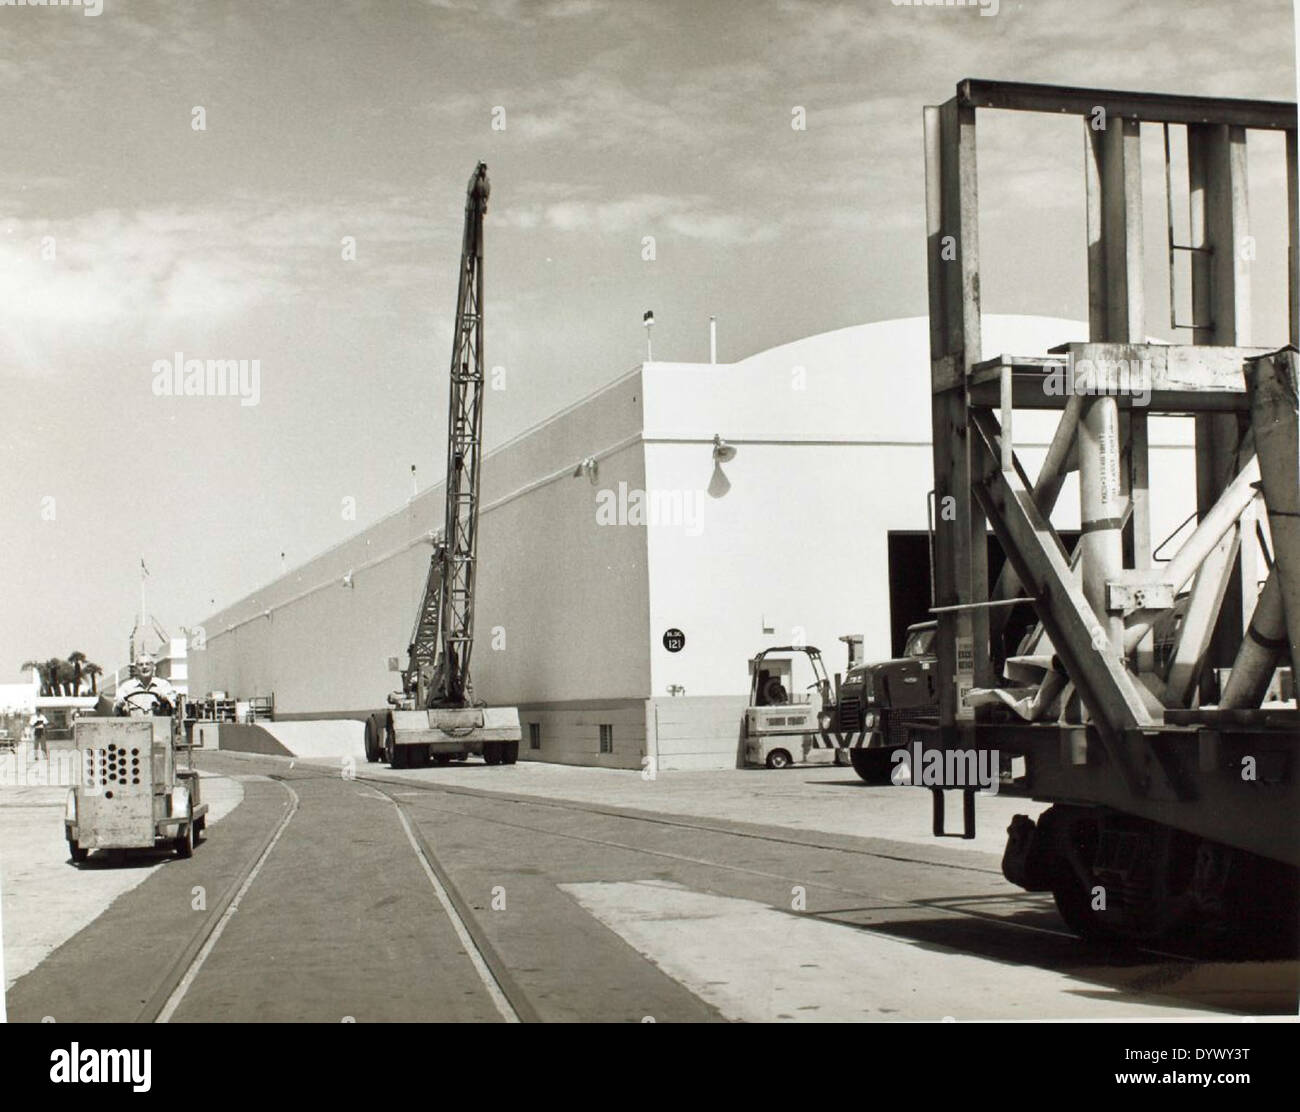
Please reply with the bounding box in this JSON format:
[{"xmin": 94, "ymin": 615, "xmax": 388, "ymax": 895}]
[
  {"xmin": 31, "ymin": 711, "xmax": 49, "ymax": 758},
  {"xmin": 113, "ymin": 653, "xmax": 178, "ymax": 717}
]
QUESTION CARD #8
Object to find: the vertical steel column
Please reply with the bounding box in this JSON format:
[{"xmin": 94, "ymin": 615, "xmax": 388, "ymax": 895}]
[
  {"xmin": 1188, "ymin": 124, "xmax": 1251, "ymax": 687},
  {"xmin": 1084, "ymin": 118, "xmax": 1144, "ymax": 652},
  {"xmin": 1288, "ymin": 128, "xmax": 1298, "ymax": 348},
  {"xmin": 925, "ymin": 98, "xmax": 989, "ymax": 740}
]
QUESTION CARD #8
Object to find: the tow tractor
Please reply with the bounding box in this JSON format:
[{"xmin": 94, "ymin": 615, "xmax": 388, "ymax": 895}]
[
  {"xmin": 742, "ymin": 646, "xmax": 840, "ymax": 769},
  {"xmin": 64, "ymin": 692, "xmax": 208, "ymax": 863},
  {"xmin": 363, "ymin": 161, "xmax": 521, "ymax": 769}
]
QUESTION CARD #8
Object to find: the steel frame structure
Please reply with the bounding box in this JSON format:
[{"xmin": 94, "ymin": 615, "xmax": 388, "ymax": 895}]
[{"xmin": 922, "ymin": 80, "xmax": 1300, "ymax": 867}]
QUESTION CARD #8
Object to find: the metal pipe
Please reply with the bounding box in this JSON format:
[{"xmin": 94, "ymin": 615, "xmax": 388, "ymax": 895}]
[
  {"xmin": 1245, "ymin": 349, "xmax": 1300, "ymax": 673},
  {"xmin": 1165, "ymin": 449, "xmax": 1258, "ymax": 589},
  {"xmin": 930, "ymin": 597, "xmax": 1036, "ymax": 615},
  {"xmin": 1079, "ymin": 396, "xmax": 1125, "ymax": 651},
  {"xmin": 1122, "ymin": 451, "xmax": 1260, "ymax": 654},
  {"xmin": 1220, "ymin": 569, "xmax": 1286, "ymax": 708},
  {"xmin": 990, "ymin": 392, "xmax": 1083, "ymax": 634}
]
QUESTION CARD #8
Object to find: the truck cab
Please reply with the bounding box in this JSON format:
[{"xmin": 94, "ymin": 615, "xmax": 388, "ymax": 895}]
[{"xmin": 837, "ymin": 621, "xmax": 938, "ymax": 783}]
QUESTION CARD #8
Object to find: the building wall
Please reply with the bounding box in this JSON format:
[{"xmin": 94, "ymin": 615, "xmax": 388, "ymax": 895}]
[
  {"xmin": 191, "ymin": 371, "xmax": 652, "ymax": 715},
  {"xmin": 518, "ymin": 700, "xmax": 647, "ymax": 770}
]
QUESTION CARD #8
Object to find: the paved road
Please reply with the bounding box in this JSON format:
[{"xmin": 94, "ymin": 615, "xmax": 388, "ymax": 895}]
[{"xmin": 8, "ymin": 751, "xmax": 1297, "ymax": 1022}]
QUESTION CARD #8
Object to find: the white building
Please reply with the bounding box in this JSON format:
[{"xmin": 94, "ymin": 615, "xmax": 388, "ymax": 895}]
[{"xmin": 190, "ymin": 315, "xmax": 1200, "ymax": 769}]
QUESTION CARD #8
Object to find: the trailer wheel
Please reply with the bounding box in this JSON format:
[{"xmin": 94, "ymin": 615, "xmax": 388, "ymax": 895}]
[
  {"xmin": 765, "ymin": 749, "xmax": 792, "ymax": 770},
  {"xmin": 364, "ymin": 713, "xmax": 384, "ymax": 763},
  {"xmin": 194, "ymin": 816, "xmax": 207, "ymax": 842},
  {"xmin": 174, "ymin": 814, "xmax": 194, "ymax": 859},
  {"xmin": 501, "ymin": 741, "xmax": 518, "ymax": 765},
  {"xmin": 67, "ymin": 836, "xmax": 88, "ymax": 864},
  {"xmin": 483, "ymin": 742, "xmax": 502, "ymax": 766},
  {"xmin": 1051, "ymin": 881, "xmax": 1120, "ymax": 944}
]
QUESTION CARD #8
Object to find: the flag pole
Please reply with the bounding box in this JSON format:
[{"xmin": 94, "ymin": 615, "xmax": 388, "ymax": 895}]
[{"xmin": 140, "ymin": 559, "xmax": 147, "ymax": 659}]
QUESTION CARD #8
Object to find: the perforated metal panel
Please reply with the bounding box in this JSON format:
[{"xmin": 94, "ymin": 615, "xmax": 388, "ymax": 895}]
[{"xmin": 75, "ymin": 720, "xmax": 158, "ymax": 849}]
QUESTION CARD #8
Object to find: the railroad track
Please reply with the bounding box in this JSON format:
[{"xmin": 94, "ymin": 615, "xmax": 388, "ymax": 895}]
[
  {"xmin": 137, "ymin": 753, "xmax": 1217, "ymax": 1024},
  {"xmin": 255, "ymin": 757, "xmax": 1212, "ymax": 952},
  {"xmin": 134, "ymin": 768, "xmax": 534, "ymax": 1023},
  {"xmin": 361, "ymin": 772, "xmax": 1203, "ymax": 962}
]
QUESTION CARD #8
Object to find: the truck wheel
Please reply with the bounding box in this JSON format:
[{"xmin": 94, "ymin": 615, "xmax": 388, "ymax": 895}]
[
  {"xmin": 175, "ymin": 815, "xmax": 194, "ymax": 859},
  {"xmin": 67, "ymin": 837, "xmax": 88, "ymax": 864},
  {"xmin": 849, "ymin": 747, "xmax": 897, "ymax": 785},
  {"xmin": 483, "ymin": 742, "xmax": 502, "ymax": 766},
  {"xmin": 501, "ymin": 741, "xmax": 518, "ymax": 765},
  {"xmin": 364, "ymin": 713, "xmax": 384, "ymax": 763},
  {"xmin": 431, "ymin": 753, "xmax": 452, "ymax": 766},
  {"xmin": 390, "ymin": 743, "xmax": 408, "ymax": 770},
  {"xmin": 194, "ymin": 816, "xmax": 207, "ymax": 842},
  {"xmin": 765, "ymin": 749, "xmax": 792, "ymax": 769}
]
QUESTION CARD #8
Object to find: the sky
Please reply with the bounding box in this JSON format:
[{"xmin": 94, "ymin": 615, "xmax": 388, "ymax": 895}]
[{"xmin": 1, "ymin": 0, "xmax": 1297, "ymax": 679}]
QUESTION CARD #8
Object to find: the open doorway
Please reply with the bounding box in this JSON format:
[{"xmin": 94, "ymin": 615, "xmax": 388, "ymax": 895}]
[{"xmin": 886, "ymin": 531, "xmax": 1078, "ymax": 663}]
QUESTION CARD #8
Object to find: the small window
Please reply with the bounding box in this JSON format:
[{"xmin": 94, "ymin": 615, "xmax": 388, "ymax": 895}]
[
  {"xmin": 599, "ymin": 724, "xmax": 613, "ymax": 753},
  {"xmin": 529, "ymin": 722, "xmax": 541, "ymax": 750}
]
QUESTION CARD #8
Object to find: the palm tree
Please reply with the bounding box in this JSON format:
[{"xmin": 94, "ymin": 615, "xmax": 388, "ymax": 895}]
[
  {"xmin": 68, "ymin": 651, "xmax": 87, "ymax": 695},
  {"xmin": 20, "ymin": 660, "xmax": 50, "ymax": 696},
  {"xmin": 82, "ymin": 662, "xmax": 103, "ymax": 695}
]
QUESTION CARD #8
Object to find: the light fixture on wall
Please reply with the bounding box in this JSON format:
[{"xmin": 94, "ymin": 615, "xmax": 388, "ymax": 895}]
[
  {"xmin": 572, "ymin": 455, "xmax": 599, "ymax": 483},
  {"xmin": 709, "ymin": 434, "xmax": 735, "ymax": 499}
]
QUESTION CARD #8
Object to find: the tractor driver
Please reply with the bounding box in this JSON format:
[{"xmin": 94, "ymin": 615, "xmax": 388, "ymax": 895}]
[{"xmin": 113, "ymin": 653, "xmax": 177, "ymax": 717}]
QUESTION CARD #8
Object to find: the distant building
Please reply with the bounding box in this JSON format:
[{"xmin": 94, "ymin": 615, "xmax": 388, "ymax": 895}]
[{"xmin": 190, "ymin": 316, "xmax": 1201, "ymax": 770}]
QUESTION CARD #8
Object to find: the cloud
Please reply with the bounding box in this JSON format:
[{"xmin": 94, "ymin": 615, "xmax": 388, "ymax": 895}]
[
  {"xmin": 0, "ymin": 192, "xmax": 460, "ymax": 374},
  {"xmin": 422, "ymin": 0, "xmax": 612, "ymax": 21},
  {"xmin": 497, "ymin": 190, "xmax": 779, "ymax": 244}
]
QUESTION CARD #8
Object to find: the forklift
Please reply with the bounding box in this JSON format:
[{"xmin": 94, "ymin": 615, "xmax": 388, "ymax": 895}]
[{"xmin": 742, "ymin": 646, "xmax": 842, "ymax": 769}]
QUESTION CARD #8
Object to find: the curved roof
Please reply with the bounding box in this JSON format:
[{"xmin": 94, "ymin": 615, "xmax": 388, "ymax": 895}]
[{"xmin": 642, "ymin": 314, "xmax": 1190, "ymax": 447}]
